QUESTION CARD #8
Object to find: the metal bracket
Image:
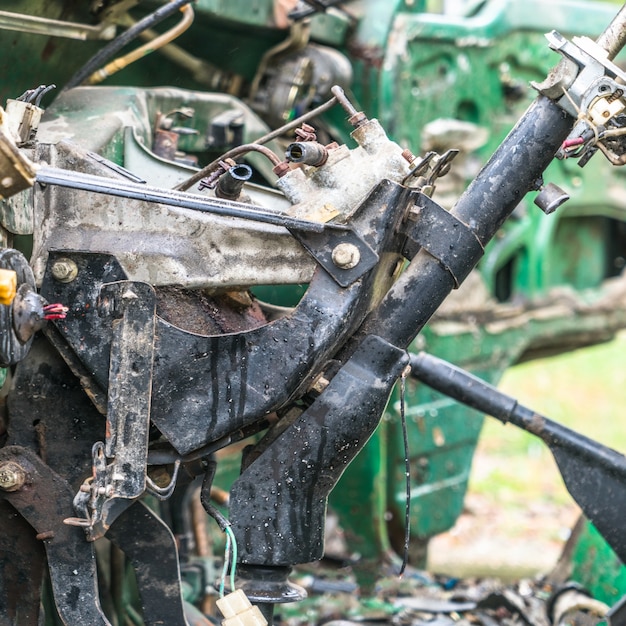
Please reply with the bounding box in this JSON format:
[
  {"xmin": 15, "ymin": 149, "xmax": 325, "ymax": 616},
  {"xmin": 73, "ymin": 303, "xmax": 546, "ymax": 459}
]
[
  {"xmin": 36, "ymin": 166, "xmax": 378, "ymax": 287},
  {"xmin": 290, "ymin": 225, "xmax": 379, "ymax": 287},
  {"xmin": 0, "ymin": 446, "xmax": 111, "ymax": 625},
  {"xmin": 401, "ymin": 192, "xmax": 484, "ymax": 288},
  {"xmin": 69, "ymin": 281, "xmax": 158, "ymax": 539}
]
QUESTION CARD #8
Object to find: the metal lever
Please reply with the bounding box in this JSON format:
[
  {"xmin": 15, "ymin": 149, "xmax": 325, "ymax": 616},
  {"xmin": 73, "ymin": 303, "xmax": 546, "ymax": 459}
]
[{"xmin": 410, "ymin": 351, "xmax": 626, "ymax": 565}]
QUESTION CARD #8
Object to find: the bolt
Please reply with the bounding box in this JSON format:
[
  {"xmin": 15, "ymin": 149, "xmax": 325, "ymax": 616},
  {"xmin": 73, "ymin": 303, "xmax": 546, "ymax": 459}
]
[
  {"xmin": 331, "ymin": 243, "xmax": 361, "ymax": 270},
  {"xmin": 272, "ymin": 161, "xmax": 291, "ymax": 178},
  {"xmin": 51, "ymin": 258, "xmax": 78, "ymax": 283},
  {"xmin": 0, "ymin": 461, "xmax": 26, "ymax": 492},
  {"xmin": 402, "ymin": 148, "xmax": 417, "ymax": 164},
  {"xmin": 36, "ymin": 530, "xmax": 55, "ymax": 541}
]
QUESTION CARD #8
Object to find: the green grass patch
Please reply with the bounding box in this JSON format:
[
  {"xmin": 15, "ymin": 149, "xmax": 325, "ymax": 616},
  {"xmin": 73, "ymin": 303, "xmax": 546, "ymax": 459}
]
[{"xmin": 469, "ymin": 332, "xmax": 626, "ymax": 505}]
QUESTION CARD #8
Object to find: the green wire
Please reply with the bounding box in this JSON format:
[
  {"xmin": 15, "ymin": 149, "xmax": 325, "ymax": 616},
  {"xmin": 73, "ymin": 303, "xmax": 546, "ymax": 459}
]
[
  {"xmin": 219, "ymin": 531, "xmax": 231, "ymax": 598},
  {"xmin": 225, "ymin": 526, "xmax": 238, "ymax": 593},
  {"xmin": 218, "ymin": 525, "xmax": 238, "ymax": 597}
]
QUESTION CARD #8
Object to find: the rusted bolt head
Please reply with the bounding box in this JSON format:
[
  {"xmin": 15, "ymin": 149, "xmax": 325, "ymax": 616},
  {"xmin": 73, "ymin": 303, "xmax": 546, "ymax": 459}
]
[
  {"xmin": 331, "ymin": 243, "xmax": 360, "ymax": 270},
  {"xmin": 0, "ymin": 461, "xmax": 26, "ymax": 492},
  {"xmin": 273, "ymin": 161, "xmax": 291, "ymax": 178},
  {"xmin": 51, "ymin": 258, "xmax": 78, "ymax": 283},
  {"xmin": 349, "ymin": 111, "xmax": 368, "ymax": 128}
]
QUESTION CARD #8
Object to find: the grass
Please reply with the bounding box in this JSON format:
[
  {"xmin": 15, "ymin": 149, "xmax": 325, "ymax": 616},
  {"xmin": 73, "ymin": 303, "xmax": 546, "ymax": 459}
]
[
  {"xmin": 471, "ymin": 331, "xmax": 626, "ymax": 506},
  {"xmin": 428, "ymin": 333, "xmax": 626, "ymax": 577}
]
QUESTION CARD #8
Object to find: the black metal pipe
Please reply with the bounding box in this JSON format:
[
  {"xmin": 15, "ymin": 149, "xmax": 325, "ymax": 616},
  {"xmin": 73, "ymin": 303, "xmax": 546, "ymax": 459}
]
[
  {"xmin": 409, "ymin": 350, "xmax": 626, "ymax": 564},
  {"xmin": 410, "ymin": 351, "xmax": 617, "ymax": 460},
  {"xmin": 349, "ymin": 95, "xmax": 573, "ymax": 352}
]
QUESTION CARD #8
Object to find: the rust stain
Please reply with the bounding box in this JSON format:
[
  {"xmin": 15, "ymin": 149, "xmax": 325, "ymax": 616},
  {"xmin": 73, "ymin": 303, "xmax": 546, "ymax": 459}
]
[
  {"xmin": 346, "ymin": 41, "xmax": 384, "ymax": 70},
  {"xmin": 527, "ymin": 413, "xmax": 546, "ymax": 436}
]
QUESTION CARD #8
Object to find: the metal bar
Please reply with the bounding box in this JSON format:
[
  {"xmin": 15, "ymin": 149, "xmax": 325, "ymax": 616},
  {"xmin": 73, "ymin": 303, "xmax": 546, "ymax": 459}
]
[
  {"xmin": 350, "ymin": 95, "xmax": 573, "ymax": 351},
  {"xmin": 36, "ymin": 166, "xmax": 330, "ymax": 234},
  {"xmin": 596, "ymin": 2, "xmax": 626, "ymax": 60},
  {"xmin": 0, "ymin": 446, "xmax": 111, "ymax": 625},
  {"xmin": 0, "ymin": 11, "xmax": 115, "ymax": 40},
  {"xmin": 409, "ymin": 351, "xmax": 626, "ymax": 565},
  {"xmin": 100, "ymin": 281, "xmax": 156, "ymax": 499}
]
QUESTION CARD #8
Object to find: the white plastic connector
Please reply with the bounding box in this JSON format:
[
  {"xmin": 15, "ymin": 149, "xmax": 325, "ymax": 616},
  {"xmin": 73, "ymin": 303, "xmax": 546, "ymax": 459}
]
[{"xmin": 216, "ymin": 589, "xmax": 267, "ymax": 626}]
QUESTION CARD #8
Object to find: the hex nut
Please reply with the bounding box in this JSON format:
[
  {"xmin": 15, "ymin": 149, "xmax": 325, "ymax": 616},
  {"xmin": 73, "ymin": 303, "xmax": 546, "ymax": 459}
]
[
  {"xmin": 331, "ymin": 243, "xmax": 361, "ymax": 270},
  {"xmin": 0, "ymin": 461, "xmax": 26, "ymax": 492},
  {"xmin": 51, "ymin": 258, "xmax": 78, "ymax": 283}
]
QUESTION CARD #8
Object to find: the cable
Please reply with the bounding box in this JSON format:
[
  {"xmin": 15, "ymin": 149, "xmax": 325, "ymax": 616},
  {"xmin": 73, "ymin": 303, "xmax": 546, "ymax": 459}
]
[
  {"xmin": 201, "ymin": 466, "xmax": 238, "ymax": 596},
  {"xmin": 399, "ymin": 365, "xmax": 412, "ymax": 577},
  {"xmin": 213, "ymin": 512, "xmax": 238, "ymax": 596},
  {"xmin": 86, "ymin": 4, "xmax": 194, "ymax": 85},
  {"xmin": 61, "ymin": 0, "xmax": 193, "ymax": 92},
  {"xmin": 225, "ymin": 526, "xmax": 238, "ymax": 593},
  {"xmin": 219, "ymin": 530, "xmax": 231, "ymax": 598}
]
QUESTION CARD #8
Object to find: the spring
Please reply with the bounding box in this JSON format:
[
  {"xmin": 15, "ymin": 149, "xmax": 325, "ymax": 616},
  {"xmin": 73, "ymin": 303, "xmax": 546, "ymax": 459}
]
[{"xmin": 607, "ymin": 88, "xmax": 624, "ymax": 103}]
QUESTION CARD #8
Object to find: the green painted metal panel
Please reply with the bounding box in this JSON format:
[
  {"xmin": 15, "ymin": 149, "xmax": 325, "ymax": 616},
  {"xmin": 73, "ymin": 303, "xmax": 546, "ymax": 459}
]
[{"xmin": 570, "ymin": 520, "xmax": 626, "ymax": 606}]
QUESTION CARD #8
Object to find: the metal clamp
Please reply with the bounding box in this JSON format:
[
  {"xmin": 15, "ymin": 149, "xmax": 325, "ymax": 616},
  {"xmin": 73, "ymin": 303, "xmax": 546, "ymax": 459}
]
[{"xmin": 401, "ymin": 192, "xmax": 484, "ymax": 288}]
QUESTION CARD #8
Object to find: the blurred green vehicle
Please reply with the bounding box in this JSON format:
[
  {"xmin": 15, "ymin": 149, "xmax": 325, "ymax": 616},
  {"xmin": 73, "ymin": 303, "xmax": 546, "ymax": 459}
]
[{"xmin": 1, "ymin": 0, "xmax": 626, "ymax": 623}]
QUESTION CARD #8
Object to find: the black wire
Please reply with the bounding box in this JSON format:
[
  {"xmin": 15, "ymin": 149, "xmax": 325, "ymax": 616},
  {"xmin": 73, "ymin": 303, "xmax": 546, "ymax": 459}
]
[
  {"xmin": 62, "ymin": 0, "xmax": 193, "ymax": 92},
  {"xmin": 399, "ymin": 370, "xmax": 411, "ymax": 577},
  {"xmin": 16, "ymin": 84, "xmax": 56, "ymax": 105},
  {"xmin": 199, "ymin": 459, "xmax": 231, "ymax": 532}
]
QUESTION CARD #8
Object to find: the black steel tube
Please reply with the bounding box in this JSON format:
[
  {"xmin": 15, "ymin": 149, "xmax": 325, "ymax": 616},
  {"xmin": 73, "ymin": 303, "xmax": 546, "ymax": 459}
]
[
  {"xmin": 409, "ymin": 351, "xmax": 626, "ymax": 498},
  {"xmin": 409, "ymin": 351, "xmax": 626, "ymax": 565},
  {"xmin": 350, "ymin": 95, "xmax": 573, "ymax": 351},
  {"xmin": 409, "ymin": 352, "xmax": 517, "ymax": 423}
]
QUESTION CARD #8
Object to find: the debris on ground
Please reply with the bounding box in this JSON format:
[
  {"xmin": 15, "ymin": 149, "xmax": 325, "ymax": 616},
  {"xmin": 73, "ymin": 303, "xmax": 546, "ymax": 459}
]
[{"xmin": 276, "ymin": 564, "xmax": 610, "ymax": 626}]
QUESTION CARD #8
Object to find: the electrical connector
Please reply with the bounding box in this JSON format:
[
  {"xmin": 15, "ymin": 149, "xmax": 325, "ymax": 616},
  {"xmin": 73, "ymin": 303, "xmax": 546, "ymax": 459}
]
[
  {"xmin": 216, "ymin": 589, "xmax": 267, "ymax": 626},
  {"xmin": 0, "ymin": 269, "xmax": 16, "ymax": 305}
]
